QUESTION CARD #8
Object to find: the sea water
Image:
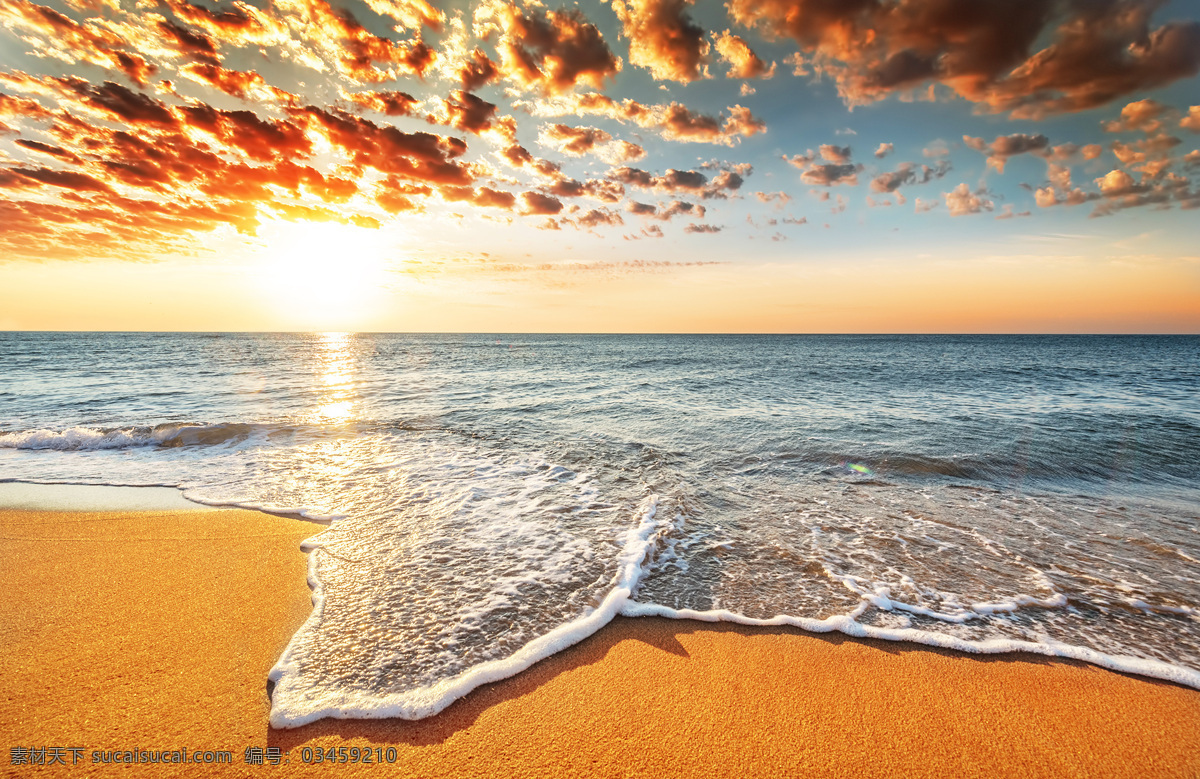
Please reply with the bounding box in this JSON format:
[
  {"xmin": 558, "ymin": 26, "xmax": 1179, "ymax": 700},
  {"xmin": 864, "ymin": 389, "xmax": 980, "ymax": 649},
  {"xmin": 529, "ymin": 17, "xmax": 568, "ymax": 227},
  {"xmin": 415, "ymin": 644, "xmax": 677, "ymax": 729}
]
[{"xmin": 1, "ymin": 333, "xmax": 1197, "ymax": 724}]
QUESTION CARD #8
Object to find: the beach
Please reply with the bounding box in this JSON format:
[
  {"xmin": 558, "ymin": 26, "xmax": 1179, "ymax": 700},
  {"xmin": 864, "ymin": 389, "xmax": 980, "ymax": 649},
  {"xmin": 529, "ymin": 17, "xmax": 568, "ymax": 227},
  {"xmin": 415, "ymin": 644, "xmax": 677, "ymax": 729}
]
[{"xmin": 2, "ymin": 503, "xmax": 1198, "ymax": 778}]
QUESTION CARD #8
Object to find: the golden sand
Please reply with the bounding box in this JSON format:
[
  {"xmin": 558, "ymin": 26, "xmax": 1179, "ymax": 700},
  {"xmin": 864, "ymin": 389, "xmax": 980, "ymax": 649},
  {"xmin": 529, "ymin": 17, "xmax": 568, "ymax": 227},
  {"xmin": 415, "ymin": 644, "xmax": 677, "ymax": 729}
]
[{"xmin": 2, "ymin": 506, "xmax": 1198, "ymax": 778}]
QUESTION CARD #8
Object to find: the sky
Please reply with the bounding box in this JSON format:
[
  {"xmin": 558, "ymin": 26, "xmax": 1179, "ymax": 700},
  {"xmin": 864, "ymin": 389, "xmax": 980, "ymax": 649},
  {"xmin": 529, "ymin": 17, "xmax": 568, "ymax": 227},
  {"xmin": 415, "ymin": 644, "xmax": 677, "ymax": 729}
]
[{"xmin": 1, "ymin": 0, "xmax": 1199, "ymax": 332}]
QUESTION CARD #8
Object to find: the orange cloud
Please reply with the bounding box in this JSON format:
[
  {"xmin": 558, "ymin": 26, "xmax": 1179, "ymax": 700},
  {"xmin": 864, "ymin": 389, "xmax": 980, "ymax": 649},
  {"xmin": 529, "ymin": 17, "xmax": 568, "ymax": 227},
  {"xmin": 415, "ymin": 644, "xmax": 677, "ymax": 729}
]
[
  {"xmin": 1102, "ymin": 99, "xmax": 1171, "ymax": 133},
  {"xmin": 714, "ymin": 31, "xmax": 774, "ymax": 79},
  {"xmin": 612, "ymin": 0, "xmax": 709, "ymax": 83},
  {"xmin": 537, "ymin": 124, "xmax": 647, "ymax": 163},
  {"xmin": 1181, "ymin": 106, "xmax": 1200, "ymax": 133},
  {"xmin": 539, "ymin": 124, "xmax": 612, "ymax": 155}
]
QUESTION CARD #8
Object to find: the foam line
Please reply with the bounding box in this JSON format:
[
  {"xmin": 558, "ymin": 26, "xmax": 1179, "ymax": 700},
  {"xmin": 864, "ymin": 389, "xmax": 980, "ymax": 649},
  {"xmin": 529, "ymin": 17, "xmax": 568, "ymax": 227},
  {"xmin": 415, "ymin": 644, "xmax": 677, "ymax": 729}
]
[
  {"xmin": 267, "ymin": 495, "xmax": 665, "ymax": 727},
  {"xmin": 617, "ymin": 601, "xmax": 1200, "ymax": 690},
  {"xmin": 180, "ymin": 492, "xmax": 344, "ymax": 523}
]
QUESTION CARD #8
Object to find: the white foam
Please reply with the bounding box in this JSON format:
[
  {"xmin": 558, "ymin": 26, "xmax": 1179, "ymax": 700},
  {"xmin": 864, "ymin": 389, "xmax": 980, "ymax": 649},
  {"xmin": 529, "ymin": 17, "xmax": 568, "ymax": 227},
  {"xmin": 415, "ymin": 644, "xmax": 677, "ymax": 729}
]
[
  {"xmin": 0, "ymin": 423, "xmax": 284, "ymax": 452},
  {"xmin": 180, "ymin": 491, "xmax": 343, "ymax": 523},
  {"xmin": 0, "ymin": 427, "xmax": 152, "ymax": 450},
  {"xmin": 267, "ymin": 494, "xmax": 668, "ymax": 727},
  {"xmin": 617, "ymin": 601, "xmax": 1200, "ymax": 690}
]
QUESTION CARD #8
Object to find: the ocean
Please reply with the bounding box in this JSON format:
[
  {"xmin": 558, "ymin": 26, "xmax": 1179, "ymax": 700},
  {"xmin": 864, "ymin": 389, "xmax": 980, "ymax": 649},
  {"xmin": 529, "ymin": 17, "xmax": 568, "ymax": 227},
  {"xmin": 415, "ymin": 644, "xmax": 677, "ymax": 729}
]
[{"xmin": 1, "ymin": 332, "xmax": 1198, "ymax": 725}]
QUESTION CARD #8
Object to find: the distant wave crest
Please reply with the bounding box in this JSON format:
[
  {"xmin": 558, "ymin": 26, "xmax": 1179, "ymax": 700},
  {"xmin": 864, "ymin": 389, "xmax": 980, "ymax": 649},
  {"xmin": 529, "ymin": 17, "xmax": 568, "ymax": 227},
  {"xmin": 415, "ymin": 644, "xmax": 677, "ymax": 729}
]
[{"xmin": 0, "ymin": 422, "xmax": 295, "ymax": 451}]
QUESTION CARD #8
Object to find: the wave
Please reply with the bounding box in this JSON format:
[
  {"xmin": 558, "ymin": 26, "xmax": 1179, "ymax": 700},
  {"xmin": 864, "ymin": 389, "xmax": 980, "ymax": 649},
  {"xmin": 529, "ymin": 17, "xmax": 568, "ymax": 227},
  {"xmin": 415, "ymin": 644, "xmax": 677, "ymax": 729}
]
[
  {"xmin": 798, "ymin": 441, "xmax": 1200, "ymax": 485},
  {"xmin": 266, "ymin": 490, "xmax": 1200, "ymax": 726},
  {"xmin": 0, "ymin": 422, "xmax": 307, "ymax": 451},
  {"xmin": 268, "ymin": 495, "xmax": 671, "ymax": 726}
]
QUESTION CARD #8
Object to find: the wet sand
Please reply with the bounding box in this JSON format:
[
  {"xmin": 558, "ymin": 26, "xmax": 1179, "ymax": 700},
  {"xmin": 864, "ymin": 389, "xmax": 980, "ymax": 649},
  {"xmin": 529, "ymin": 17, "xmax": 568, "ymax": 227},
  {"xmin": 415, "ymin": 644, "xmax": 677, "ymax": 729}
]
[{"xmin": 2, "ymin": 506, "xmax": 1198, "ymax": 778}]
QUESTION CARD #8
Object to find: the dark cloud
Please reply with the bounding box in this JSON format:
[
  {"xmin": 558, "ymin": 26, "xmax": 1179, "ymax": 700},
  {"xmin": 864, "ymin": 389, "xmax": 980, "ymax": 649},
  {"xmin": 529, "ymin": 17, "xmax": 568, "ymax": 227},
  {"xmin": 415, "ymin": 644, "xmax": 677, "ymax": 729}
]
[
  {"xmin": 163, "ymin": 0, "xmax": 279, "ymax": 46},
  {"xmin": 459, "ymin": 48, "xmax": 500, "ymax": 92},
  {"xmin": 819, "ymin": 144, "xmax": 851, "ymax": 163},
  {"xmin": 155, "ymin": 18, "xmax": 219, "ymax": 63},
  {"xmin": 179, "ymin": 64, "xmax": 279, "ymax": 100},
  {"xmin": 521, "ymin": 191, "xmax": 564, "ymax": 215},
  {"xmin": 443, "ymin": 91, "xmax": 502, "ymax": 136},
  {"xmin": 477, "ymin": 3, "xmax": 621, "ymax": 93},
  {"xmin": 800, "ymin": 163, "xmax": 862, "ymax": 186},
  {"xmin": 534, "ymin": 93, "xmax": 765, "ymax": 146},
  {"xmin": 727, "ymin": 0, "xmax": 1200, "ymax": 117},
  {"xmin": 442, "ymin": 185, "xmax": 518, "ymax": 210},
  {"xmin": 575, "ymin": 208, "xmax": 624, "ymax": 228},
  {"xmin": 14, "ymin": 139, "xmax": 80, "ymax": 163},
  {"xmin": 624, "ymin": 199, "xmax": 707, "ymax": 221},
  {"xmin": 499, "ymin": 144, "xmax": 563, "ymax": 179},
  {"xmin": 344, "ymin": 89, "xmax": 421, "ymax": 117},
  {"xmin": 0, "ymin": 166, "xmax": 114, "ymax": 193},
  {"xmin": 871, "ymin": 164, "xmax": 915, "ymax": 193},
  {"xmin": 608, "ymin": 166, "xmax": 744, "ymax": 198},
  {"xmin": 66, "ymin": 79, "xmax": 178, "ymax": 127},
  {"xmin": 963, "ymin": 133, "xmax": 1050, "ymax": 173}
]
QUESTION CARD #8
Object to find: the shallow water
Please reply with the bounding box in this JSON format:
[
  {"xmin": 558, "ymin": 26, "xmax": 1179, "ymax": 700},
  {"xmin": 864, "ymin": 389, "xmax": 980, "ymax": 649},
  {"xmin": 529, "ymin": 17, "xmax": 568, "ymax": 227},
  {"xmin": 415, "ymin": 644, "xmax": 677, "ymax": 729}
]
[{"xmin": 2, "ymin": 333, "xmax": 1198, "ymax": 722}]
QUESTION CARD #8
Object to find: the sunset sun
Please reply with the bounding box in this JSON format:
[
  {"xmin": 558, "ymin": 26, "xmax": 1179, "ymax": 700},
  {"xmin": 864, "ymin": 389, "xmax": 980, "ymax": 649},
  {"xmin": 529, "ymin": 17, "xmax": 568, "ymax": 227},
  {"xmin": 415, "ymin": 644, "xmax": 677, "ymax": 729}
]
[{"xmin": 253, "ymin": 221, "xmax": 395, "ymax": 329}]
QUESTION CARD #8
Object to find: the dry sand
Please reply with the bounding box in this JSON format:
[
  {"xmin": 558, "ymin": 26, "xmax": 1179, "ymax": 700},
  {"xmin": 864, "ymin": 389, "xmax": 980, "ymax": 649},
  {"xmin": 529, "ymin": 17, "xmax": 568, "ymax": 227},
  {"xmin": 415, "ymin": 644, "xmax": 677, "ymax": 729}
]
[{"xmin": 2, "ymin": 506, "xmax": 1198, "ymax": 778}]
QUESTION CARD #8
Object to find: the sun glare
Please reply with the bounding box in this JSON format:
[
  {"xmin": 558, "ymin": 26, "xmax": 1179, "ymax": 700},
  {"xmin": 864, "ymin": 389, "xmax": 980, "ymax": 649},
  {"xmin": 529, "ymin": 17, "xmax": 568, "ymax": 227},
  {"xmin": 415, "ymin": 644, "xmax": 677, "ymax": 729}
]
[{"xmin": 253, "ymin": 220, "xmax": 395, "ymax": 330}]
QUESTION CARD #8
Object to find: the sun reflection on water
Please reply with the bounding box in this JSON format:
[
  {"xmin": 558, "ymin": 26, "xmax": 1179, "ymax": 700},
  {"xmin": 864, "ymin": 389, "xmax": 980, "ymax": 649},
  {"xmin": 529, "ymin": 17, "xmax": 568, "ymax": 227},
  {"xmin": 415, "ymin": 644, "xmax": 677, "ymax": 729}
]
[{"xmin": 313, "ymin": 332, "xmax": 357, "ymax": 423}]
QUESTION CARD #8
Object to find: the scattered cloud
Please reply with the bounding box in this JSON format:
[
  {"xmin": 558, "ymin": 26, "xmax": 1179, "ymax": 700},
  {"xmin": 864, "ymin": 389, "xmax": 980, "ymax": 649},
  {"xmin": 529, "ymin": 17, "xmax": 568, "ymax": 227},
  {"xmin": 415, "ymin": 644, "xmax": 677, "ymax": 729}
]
[
  {"xmin": 944, "ymin": 183, "xmax": 993, "ymax": 216},
  {"xmin": 714, "ymin": 30, "xmax": 774, "ymax": 80}
]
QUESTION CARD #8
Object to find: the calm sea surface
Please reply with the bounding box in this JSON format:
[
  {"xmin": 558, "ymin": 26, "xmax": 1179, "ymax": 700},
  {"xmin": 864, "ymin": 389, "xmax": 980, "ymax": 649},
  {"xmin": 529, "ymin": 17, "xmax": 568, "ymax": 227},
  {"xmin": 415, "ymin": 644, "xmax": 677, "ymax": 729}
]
[{"xmin": 2, "ymin": 333, "xmax": 1198, "ymax": 723}]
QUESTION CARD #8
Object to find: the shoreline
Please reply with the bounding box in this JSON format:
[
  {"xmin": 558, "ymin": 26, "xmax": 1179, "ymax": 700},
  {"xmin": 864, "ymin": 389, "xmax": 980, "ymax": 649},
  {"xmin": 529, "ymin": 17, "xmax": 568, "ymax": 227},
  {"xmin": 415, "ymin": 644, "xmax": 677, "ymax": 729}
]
[{"xmin": 2, "ymin": 504, "xmax": 1199, "ymax": 777}]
